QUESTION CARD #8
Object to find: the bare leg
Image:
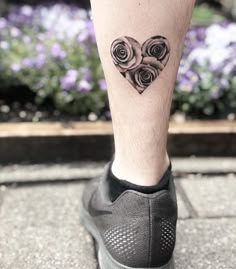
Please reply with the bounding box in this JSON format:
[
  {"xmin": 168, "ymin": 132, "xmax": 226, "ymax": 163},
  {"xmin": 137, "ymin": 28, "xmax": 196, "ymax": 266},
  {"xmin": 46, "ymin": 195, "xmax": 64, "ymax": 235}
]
[{"xmin": 91, "ymin": 0, "xmax": 195, "ymax": 186}]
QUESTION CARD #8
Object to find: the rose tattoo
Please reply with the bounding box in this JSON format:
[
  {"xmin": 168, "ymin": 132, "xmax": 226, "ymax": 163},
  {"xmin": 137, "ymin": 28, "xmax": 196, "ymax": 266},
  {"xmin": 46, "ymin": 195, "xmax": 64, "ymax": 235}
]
[
  {"xmin": 111, "ymin": 35, "xmax": 170, "ymax": 94},
  {"xmin": 111, "ymin": 37, "xmax": 142, "ymax": 73}
]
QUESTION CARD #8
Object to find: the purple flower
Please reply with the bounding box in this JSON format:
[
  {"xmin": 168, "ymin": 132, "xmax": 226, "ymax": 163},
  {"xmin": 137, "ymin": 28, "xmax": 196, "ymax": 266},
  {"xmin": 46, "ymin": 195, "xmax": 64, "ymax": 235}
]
[
  {"xmin": 35, "ymin": 54, "xmax": 46, "ymax": 69},
  {"xmin": 0, "ymin": 18, "xmax": 7, "ymax": 29},
  {"xmin": 177, "ymin": 68, "xmax": 199, "ymax": 93},
  {"xmin": 61, "ymin": 69, "xmax": 78, "ymax": 90},
  {"xmin": 21, "ymin": 6, "xmax": 33, "ymax": 17},
  {"xmin": 86, "ymin": 20, "xmax": 96, "ymax": 43},
  {"xmin": 79, "ymin": 67, "xmax": 91, "ymax": 81},
  {"xmin": 67, "ymin": 69, "xmax": 78, "ymax": 77},
  {"xmin": 184, "ymin": 26, "xmax": 206, "ymax": 56},
  {"xmin": 51, "ymin": 43, "xmax": 66, "ymax": 59},
  {"xmin": 188, "ymin": 47, "xmax": 208, "ymax": 66},
  {"xmin": 22, "ymin": 57, "xmax": 34, "ymax": 67},
  {"xmin": 78, "ymin": 20, "xmax": 96, "ymax": 43},
  {"xmin": 36, "ymin": 44, "xmax": 45, "ymax": 53},
  {"xmin": 220, "ymin": 78, "xmax": 230, "ymax": 89},
  {"xmin": 78, "ymin": 80, "xmax": 92, "ymax": 92},
  {"xmin": 7, "ymin": 5, "xmax": 34, "ymax": 26},
  {"xmin": 223, "ymin": 59, "xmax": 236, "ymax": 75},
  {"xmin": 98, "ymin": 79, "xmax": 107, "ymax": 91},
  {"xmin": 209, "ymin": 89, "xmax": 220, "ymax": 99},
  {"xmin": 78, "ymin": 31, "xmax": 90, "ymax": 43},
  {"xmin": 10, "ymin": 27, "xmax": 21, "ymax": 37},
  {"xmin": 84, "ymin": 46, "xmax": 92, "ymax": 56}
]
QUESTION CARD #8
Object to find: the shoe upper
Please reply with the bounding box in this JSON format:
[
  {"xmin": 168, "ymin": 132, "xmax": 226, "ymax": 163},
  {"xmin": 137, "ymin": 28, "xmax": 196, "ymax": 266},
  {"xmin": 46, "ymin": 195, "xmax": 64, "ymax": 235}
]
[{"xmin": 82, "ymin": 162, "xmax": 178, "ymax": 268}]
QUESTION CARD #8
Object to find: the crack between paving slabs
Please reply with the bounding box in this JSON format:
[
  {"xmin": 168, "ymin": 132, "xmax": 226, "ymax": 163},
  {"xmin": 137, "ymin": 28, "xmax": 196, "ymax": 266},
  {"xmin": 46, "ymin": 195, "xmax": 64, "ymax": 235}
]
[{"xmin": 175, "ymin": 180, "xmax": 198, "ymax": 219}]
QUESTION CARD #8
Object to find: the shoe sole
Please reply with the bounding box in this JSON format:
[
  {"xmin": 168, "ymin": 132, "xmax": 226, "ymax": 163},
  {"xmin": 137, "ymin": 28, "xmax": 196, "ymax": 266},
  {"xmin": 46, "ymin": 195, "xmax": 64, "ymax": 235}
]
[{"xmin": 80, "ymin": 204, "xmax": 175, "ymax": 269}]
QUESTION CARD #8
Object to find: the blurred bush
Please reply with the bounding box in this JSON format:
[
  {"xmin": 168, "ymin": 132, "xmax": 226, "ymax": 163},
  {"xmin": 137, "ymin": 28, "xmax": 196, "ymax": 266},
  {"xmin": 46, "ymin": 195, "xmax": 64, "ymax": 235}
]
[
  {"xmin": 173, "ymin": 23, "xmax": 236, "ymax": 118},
  {"xmin": 0, "ymin": 4, "xmax": 108, "ymax": 119},
  {"xmin": 0, "ymin": 4, "xmax": 236, "ymax": 120}
]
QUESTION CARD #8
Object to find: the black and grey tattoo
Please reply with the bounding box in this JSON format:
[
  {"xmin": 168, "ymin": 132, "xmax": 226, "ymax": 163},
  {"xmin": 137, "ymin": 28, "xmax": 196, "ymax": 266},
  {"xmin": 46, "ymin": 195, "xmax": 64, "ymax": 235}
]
[{"xmin": 111, "ymin": 36, "xmax": 170, "ymax": 94}]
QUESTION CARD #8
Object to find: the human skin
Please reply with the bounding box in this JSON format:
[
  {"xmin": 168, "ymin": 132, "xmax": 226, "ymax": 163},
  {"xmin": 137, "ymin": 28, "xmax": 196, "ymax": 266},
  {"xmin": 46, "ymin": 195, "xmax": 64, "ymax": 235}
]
[{"xmin": 90, "ymin": 0, "xmax": 195, "ymax": 185}]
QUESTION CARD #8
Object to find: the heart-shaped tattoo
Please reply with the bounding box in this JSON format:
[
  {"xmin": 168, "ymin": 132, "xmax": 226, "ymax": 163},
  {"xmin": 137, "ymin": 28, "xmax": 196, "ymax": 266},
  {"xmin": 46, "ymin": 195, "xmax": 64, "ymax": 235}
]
[{"xmin": 111, "ymin": 36, "xmax": 170, "ymax": 94}]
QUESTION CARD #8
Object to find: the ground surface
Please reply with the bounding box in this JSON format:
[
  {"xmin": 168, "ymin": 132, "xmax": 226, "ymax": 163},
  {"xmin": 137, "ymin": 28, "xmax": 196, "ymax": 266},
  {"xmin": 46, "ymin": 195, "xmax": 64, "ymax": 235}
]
[{"xmin": 0, "ymin": 158, "xmax": 236, "ymax": 269}]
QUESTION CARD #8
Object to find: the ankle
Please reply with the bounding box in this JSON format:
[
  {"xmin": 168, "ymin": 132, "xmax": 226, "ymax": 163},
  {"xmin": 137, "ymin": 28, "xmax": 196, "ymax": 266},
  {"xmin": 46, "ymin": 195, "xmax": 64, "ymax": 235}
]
[{"xmin": 111, "ymin": 154, "xmax": 170, "ymax": 186}]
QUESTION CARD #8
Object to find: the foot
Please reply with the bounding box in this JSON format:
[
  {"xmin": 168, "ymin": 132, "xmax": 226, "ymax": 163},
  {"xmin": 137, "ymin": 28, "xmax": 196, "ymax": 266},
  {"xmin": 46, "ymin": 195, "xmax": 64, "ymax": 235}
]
[{"xmin": 80, "ymin": 161, "xmax": 177, "ymax": 269}]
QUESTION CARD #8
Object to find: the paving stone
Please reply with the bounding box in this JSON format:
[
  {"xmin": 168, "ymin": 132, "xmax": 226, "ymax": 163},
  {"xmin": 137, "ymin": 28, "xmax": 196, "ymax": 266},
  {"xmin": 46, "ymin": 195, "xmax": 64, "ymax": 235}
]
[
  {"xmin": 180, "ymin": 176, "xmax": 236, "ymax": 217},
  {"xmin": 172, "ymin": 157, "xmax": 236, "ymax": 174},
  {"xmin": 176, "ymin": 218, "xmax": 236, "ymax": 269},
  {"xmin": 0, "ymin": 183, "xmax": 96, "ymax": 269},
  {"xmin": 0, "ymin": 162, "xmax": 105, "ymax": 183}
]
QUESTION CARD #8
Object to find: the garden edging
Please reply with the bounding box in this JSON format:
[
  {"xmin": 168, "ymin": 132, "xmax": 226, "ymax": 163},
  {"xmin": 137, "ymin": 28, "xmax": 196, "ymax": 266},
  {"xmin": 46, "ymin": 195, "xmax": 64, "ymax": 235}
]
[{"xmin": 0, "ymin": 120, "xmax": 236, "ymax": 164}]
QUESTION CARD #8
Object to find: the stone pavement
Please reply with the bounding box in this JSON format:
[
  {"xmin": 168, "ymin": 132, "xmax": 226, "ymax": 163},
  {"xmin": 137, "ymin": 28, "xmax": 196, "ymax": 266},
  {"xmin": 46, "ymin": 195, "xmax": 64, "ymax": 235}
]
[{"xmin": 0, "ymin": 158, "xmax": 236, "ymax": 269}]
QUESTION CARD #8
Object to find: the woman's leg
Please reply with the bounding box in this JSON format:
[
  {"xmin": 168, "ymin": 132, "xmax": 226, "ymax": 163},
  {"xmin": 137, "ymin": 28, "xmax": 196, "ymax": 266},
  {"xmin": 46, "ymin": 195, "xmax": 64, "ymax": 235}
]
[{"xmin": 91, "ymin": 0, "xmax": 195, "ymax": 185}]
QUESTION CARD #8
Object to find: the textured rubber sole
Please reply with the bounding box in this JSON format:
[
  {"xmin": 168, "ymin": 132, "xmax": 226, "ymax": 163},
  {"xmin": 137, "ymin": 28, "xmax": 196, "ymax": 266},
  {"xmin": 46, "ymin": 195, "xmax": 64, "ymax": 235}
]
[{"xmin": 80, "ymin": 204, "xmax": 175, "ymax": 269}]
